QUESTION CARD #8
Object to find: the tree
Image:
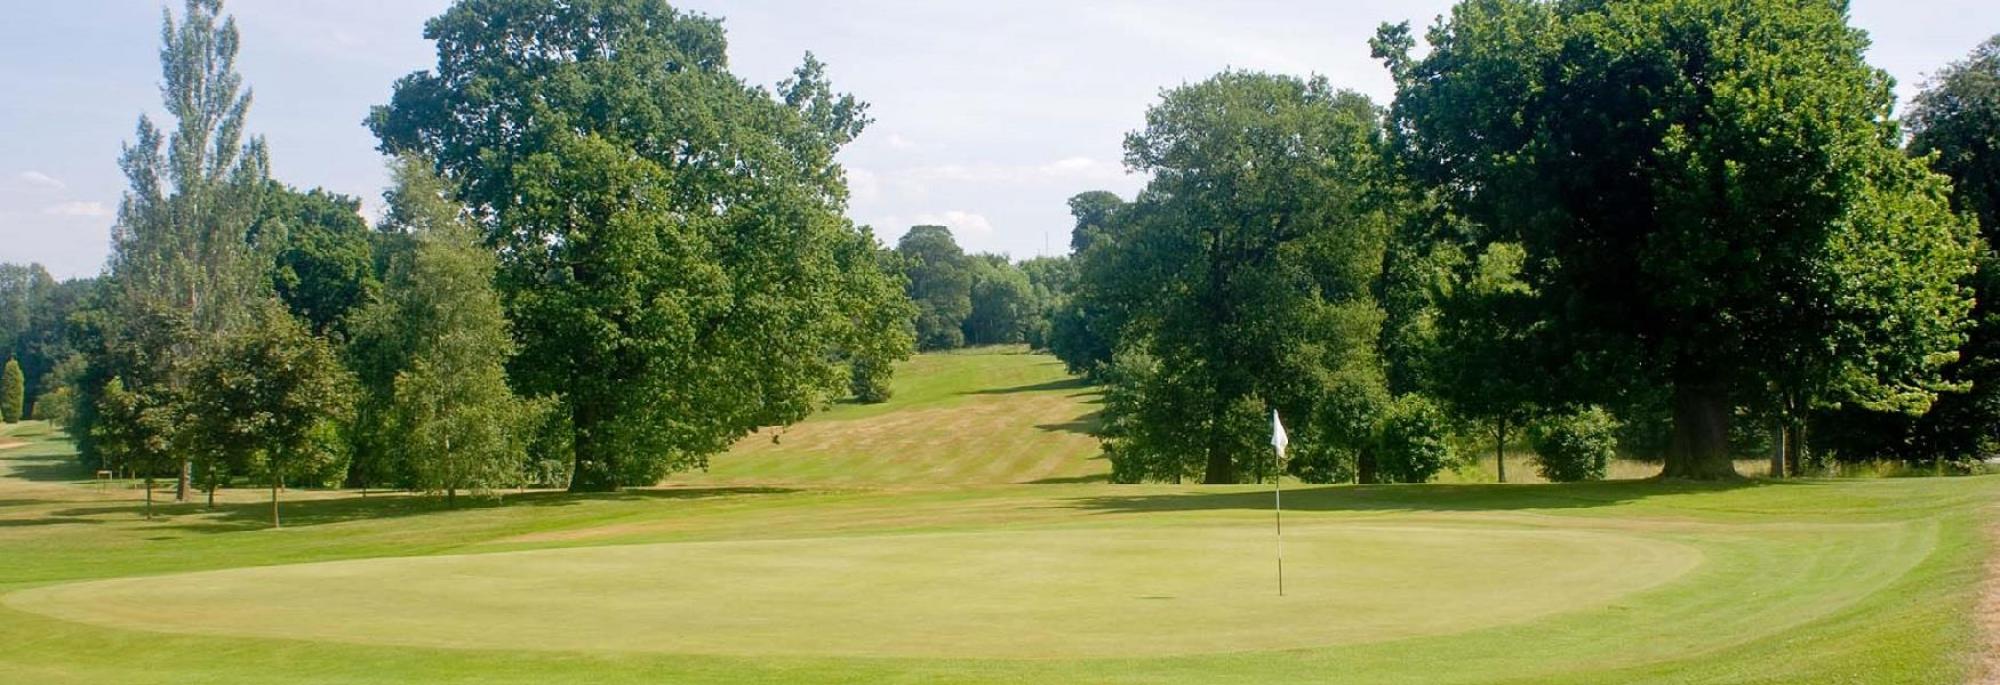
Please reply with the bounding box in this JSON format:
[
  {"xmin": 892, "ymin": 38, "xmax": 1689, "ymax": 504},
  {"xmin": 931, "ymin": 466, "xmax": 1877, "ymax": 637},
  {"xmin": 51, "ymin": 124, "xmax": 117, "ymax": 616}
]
[
  {"xmin": 897, "ymin": 225, "xmax": 974, "ymax": 349},
  {"xmin": 352, "ymin": 155, "xmax": 535, "ymax": 506},
  {"xmin": 963, "ymin": 255, "xmax": 1033, "ymax": 346},
  {"xmin": 1912, "ymin": 35, "xmax": 2000, "ymax": 232},
  {"xmin": 11, "ymin": 276, "xmax": 94, "ymax": 415},
  {"xmin": 1375, "ymin": 0, "xmax": 1977, "ymax": 478},
  {"xmin": 841, "ymin": 234, "xmax": 916, "ymax": 404},
  {"xmin": 1016, "ymin": 255, "xmax": 1074, "ymax": 349},
  {"xmin": 99, "ymin": 0, "xmax": 271, "ymax": 501},
  {"xmin": 256, "ymin": 185, "xmax": 377, "ymax": 339},
  {"xmin": 1098, "ymin": 71, "xmax": 1396, "ymax": 484},
  {"xmin": 1835, "ymin": 34, "xmax": 2000, "ymax": 467},
  {"xmin": 196, "ymin": 304, "xmax": 353, "ymax": 527},
  {"xmin": 1066, "ymin": 191, "xmax": 1123, "ymax": 253},
  {"xmin": 372, "ymin": 0, "xmax": 908, "ymax": 491},
  {"xmin": 1, "ymin": 359, "xmax": 22, "ymax": 423},
  {"xmin": 0, "ymin": 264, "xmax": 54, "ymax": 360},
  {"xmin": 1429, "ymin": 243, "xmax": 1542, "ymax": 482},
  {"xmin": 1048, "ymin": 192, "xmax": 1129, "ymax": 376}
]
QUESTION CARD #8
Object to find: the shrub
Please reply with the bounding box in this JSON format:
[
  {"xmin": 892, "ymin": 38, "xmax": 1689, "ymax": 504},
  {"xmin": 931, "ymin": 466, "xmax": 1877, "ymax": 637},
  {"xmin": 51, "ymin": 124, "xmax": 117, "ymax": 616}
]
[
  {"xmin": 1376, "ymin": 395, "xmax": 1454, "ymax": 483},
  {"xmin": 850, "ymin": 357, "xmax": 894, "ymax": 404},
  {"xmin": 0, "ymin": 359, "xmax": 22, "ymax": 423},
  {"xmin": 1529, "ymin": 406, "xmax": 1620, "ymax": 482}
]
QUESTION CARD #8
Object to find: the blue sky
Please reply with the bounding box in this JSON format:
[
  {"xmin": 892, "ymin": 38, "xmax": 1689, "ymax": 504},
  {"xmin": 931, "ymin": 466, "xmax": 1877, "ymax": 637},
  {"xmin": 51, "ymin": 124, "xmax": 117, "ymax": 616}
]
[{"xmin": 2, "ymin": 0, "xmax": 1995, "ymax": 280}]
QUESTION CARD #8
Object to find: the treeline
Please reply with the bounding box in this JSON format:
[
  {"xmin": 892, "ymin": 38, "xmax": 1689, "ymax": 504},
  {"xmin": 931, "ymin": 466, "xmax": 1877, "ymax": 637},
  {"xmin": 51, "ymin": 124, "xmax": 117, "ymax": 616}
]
[
  {"xmin": 887, "ymin": 225, "xmax": 1073, "ymax": 355},
  {"xmin": 4, "ymin": 0, "xmax": 917, "ymax": 521},
  {"xmin": 1051, "ymin": 2, "xmax": 2000, "ymax": 484}
]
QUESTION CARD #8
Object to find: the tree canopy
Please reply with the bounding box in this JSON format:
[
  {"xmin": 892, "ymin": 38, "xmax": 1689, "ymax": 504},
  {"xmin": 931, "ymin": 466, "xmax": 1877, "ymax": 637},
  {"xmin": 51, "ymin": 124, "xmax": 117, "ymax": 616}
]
[
  {"xmin": 1375, "ymin": 0, "xmax": 1977, "ymax": 478},
  {"xmin": 1096, "ymin": 71, "xmax": 1398, "ymax": 484},
  {"xmin": 371, "ymin": 0, "xmax": 910, "ymax": 490}
]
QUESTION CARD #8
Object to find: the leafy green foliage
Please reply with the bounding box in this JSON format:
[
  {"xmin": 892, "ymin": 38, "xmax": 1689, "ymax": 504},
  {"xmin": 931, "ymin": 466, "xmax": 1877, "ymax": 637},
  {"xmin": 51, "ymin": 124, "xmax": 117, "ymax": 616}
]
[
  {"xmin": 1529, "ymin": 407, "xmax": 1620, "ymax": 482},
  {"xmin": 1047, "ymin": 193, "xmax": 1130, "ymax": 376},
  {"xmin": 372, "ymin": 0, "xmax": 908, "ymax": 490},
  {"xmin": 1, "ymin": 359, "xmax": 22, "ymax": 423},
  {"xmin": 1376, "ymin": 0, "xmax": 1977, "ymax": 478},
  {"xmin": 255, "ymin": 185, "xmax": 377, "ymax": 339},
  {"xmin": 1374, "ymin": 395, "xmax": 1454, "ymax": 484},
  {"xmin": 347, "ymin": 156, "xmax": 536, "ymax": 503},
  {"xmin": 83, "ymin": 0, "xmax": 272, "ymax": 499},
  {"xmin": 190, "ymin": 304, "xmax": 354, "ymax": 525},
  {"xmin": 1092, "ymin": 71, "xmax": 1396, "ymax": 483},
  {"xmin": 963, "ymin": 255, "xmax": 1034, "ymax": 346},
  {"xmin": 1824, "ymin": 34, "xmax": 2000, "ymax": 466},
  {"xmin": 897, "ymin": 225, "xmax": 973, "ymax": 350}
]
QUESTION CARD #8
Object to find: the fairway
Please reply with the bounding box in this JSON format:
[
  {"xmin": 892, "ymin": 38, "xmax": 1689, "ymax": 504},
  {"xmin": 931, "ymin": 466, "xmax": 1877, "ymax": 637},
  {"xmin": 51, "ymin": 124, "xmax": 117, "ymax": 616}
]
[{"xmin": 694, "ymin": 347, "xmax": 1106, "ymax": 485}]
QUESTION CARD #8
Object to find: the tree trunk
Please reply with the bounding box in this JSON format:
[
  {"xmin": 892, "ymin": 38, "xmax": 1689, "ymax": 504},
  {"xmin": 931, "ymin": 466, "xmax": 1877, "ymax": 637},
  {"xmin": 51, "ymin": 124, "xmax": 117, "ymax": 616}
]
[
  {"xmin": 176, "ymin": 457, "xmax": 190, "ymax": 502},
  {"xmin": 1769, "ymin": 422, "xmax": 1787, "ymax": 479},
  {"xmin": 1495, "ymin": 418, "xmax": 1508, "ymax": 484},
  {"xmin": 1202, "ymin": 439, "xmax": 1235, "ymax": 484},
  {"xmin": 1661, "ymin": 382, "xmax": 1739, "ymax": 479},
  {"xmin": 270, "ymin": 465, "xmax": 282, "ymax": 529},
  {"xmin": 1787, "ymin": 422, "xmax": 1805, "ymax": 476},
  {"xmin": 567, "ymin": 405, "xmax": 619, "ymax": 492},
  {"xmin": 1357, "ymin": 447, "xmax": 1379, "ymax": 485},
  {"xmin": 448, "ymin": 486, "xmax": 457, "ymax": 509},
  {"xmin": 144, "ymin": 476, "xmax": 154, "ymax": 520}
]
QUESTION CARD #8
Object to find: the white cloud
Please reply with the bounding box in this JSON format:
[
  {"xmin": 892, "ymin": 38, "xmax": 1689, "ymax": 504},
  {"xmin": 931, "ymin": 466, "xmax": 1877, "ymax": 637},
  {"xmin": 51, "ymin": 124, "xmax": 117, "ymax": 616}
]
[
  {"xmin": 17, "ymin": 171, "xmax": 65, "ymax": 191},
  {"xmin": 904, "ymin": 157, "xmax": 1127, "ymax": 184},
  {"xmin": 43, "ymin": 201, "xmax": 111, "ymax": 218},
  {"xmin": 846, "ymin": 166, "xmax": 882, "ymax": 204},
  {"xmin": 912, "ymin": 210, "xmax": 995, "ymax": 236},
  {"xmin": 1037, "ymin": 156, "xmax": 1126, "ymax": 180},
  {"xmin": 884, "ymin": 133, "xmax": 917, "ymax": 150}
]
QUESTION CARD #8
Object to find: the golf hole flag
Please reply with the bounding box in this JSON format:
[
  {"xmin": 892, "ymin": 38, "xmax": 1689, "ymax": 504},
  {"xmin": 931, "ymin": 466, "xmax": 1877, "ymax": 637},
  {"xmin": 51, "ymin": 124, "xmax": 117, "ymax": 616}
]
[{"xmin": 1272, "ymin": 410, "xmax": 1287, "ymax": 596}]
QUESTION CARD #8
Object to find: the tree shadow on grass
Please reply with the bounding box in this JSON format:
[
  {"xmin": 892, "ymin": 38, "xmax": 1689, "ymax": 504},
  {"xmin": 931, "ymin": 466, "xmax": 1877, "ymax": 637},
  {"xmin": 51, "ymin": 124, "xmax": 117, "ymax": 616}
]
[
  {"xmin": 1036, "ymin": 409, "xmax": 1103, "ymax": 437},
  {"xmin": 1062, "ymin": 478, "xmax": 1781, "ymax": 515},
  {"xmin": 964, "ymin": 377, "xmax": 1096, "ymax": 396},
  {"xmin": 0, "ymin": 516, "xmax": 105, "ymax": 528},
  {"xmin": 1024, "ymin": 473, "xmax": 1111, "ymax": 484},
  {"xmin": 47, "ymin": 486, "xmax": 799, "ymax": 534},
  {"xmin": 7, "ymin": 458, "xmax": 91, "ymax": 483}
]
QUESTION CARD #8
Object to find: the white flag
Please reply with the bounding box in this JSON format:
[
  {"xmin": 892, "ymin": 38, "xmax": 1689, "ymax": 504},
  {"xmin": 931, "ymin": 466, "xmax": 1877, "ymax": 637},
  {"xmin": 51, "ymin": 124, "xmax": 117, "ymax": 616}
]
[{"xmin": 1271, "ymin": 410, "xmax": 1289, "ymax": 455}]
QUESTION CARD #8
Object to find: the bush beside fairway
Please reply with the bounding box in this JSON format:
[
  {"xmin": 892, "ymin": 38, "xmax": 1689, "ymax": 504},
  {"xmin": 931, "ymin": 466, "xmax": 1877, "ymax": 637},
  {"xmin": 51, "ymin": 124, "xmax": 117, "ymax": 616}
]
[{"xmin": 0, "ymin": 352, "xmax": 1995, "ymax": 683}]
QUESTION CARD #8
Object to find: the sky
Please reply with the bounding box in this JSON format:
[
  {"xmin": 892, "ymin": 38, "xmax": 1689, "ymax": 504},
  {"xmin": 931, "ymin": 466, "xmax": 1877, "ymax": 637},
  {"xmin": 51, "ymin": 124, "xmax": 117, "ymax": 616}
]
[{"xmin": 2, "ymin": 1, "xmax": 1995, "ymax": 280}]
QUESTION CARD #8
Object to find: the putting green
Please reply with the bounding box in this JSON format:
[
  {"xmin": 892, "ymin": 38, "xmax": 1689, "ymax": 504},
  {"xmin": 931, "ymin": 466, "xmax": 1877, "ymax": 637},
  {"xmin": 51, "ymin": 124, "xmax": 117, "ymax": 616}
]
[{"xmin": 6, "ymin": 522, "xmax": 1700, "ymax": 658}]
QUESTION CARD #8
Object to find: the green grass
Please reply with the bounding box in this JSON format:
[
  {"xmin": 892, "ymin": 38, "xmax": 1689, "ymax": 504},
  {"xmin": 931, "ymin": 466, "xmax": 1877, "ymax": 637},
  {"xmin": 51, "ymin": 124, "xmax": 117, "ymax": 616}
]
[
  {"xmin": 0, "ymin": 351, "xmax": 1994, "ymax": 683},
  {"xmin": 689, "ymin": 346, "xmax": 1107, "ymax": 485}
]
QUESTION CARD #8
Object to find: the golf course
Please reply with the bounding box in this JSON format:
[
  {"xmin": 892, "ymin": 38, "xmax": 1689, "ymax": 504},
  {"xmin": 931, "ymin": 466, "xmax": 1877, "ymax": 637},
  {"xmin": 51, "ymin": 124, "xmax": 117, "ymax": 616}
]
[{"xmin": 0, "ymin": 347, "xmax": 1993, "ymax": 684}]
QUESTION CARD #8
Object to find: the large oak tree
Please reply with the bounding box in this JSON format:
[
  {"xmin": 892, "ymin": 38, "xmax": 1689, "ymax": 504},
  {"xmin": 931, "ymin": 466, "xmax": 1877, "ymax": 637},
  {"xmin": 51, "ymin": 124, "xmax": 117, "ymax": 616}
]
[
  {"xmin": 1375, "ymin": 0, "xmax": 1976, "ymax": 478},
  {"xmin": 371, "ymin": 0, "xmax": 912, "ymax": 490},
  {"xmin": 1098, "ymin": 72, "xmax": 1397, "ymax": 484}
]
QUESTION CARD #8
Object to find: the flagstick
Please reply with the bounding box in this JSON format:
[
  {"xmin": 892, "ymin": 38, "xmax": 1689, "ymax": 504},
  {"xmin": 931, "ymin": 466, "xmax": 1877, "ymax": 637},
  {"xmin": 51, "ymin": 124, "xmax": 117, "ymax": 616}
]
[
  {"xmin": 1270, "ymin": 409, "xmax": 1289, "ymax": 598},
  {"xmin": 1274, "ymin": 454, "xmax": 1285, "ymax": 597}
]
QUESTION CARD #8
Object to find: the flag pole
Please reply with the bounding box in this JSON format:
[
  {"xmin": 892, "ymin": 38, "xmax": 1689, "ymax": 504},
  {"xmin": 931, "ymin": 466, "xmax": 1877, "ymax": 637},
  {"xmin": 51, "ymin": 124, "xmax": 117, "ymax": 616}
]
[
  {"xmin": 1271, "ymin": 410, "xmax": 1288, "ymax": 597},
  {"xmin": 1275, "ymin": 453, "xmax": 1284, "ymax": 597}
]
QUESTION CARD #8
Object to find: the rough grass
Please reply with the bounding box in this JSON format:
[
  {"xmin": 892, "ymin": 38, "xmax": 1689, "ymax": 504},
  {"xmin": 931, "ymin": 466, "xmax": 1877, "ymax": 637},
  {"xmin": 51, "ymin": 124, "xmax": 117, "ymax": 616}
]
[{"xmin": 0, "ymin": 353, "xmax": 1995, "ymax": 683}]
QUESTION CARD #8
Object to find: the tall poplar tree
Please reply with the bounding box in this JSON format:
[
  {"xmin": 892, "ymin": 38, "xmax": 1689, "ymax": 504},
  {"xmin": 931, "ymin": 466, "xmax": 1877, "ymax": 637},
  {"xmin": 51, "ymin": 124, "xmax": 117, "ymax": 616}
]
[{"xmin": 101, "ymin": 0, "xmax": 270, "ymax": 499}]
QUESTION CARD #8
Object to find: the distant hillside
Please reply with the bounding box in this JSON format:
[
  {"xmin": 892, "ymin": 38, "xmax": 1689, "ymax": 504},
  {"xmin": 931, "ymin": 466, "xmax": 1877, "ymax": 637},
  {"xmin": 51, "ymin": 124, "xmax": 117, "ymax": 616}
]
[{"xmin": 685, "ymin": 346, "xmax": 1106, "ymax": 486}]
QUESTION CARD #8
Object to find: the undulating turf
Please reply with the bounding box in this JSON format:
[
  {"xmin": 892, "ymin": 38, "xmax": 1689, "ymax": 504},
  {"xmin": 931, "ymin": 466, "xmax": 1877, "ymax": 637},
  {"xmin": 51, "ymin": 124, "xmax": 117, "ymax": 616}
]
[
  {"xmin": 690, "ymin": 346, "xmax": 1106, "ymax": 485},
  {"xmin": 0, "ymin": 349, "xmax": 1994, "ymax": 684}
]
